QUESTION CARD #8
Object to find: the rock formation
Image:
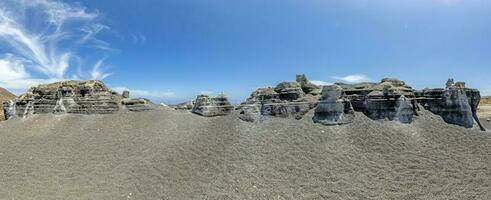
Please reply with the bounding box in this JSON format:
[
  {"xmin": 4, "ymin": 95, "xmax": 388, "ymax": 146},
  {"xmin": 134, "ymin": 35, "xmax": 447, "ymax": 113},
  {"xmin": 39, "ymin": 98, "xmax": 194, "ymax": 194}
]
[
  {"xmin": 313, "ymin": 85, "xmax": 355, "ymax": 125},
  {"xmin": 192, "ymin": 93, "xmax": 234, "ymax": 117},
  {"xmin": 121, "ymin": 98, "xmax": 155, "ymax": 112},
  {"xmin": 337, "ymin": 78, "xmax": 417, "ymax": 123},
  {"xmin": 0, "ymin": 87, "xmax": 17, "ymax": 121},
  {"xmin": 416, "ymin": 79, "xmax": 485, "ymax": 131},
  {"xmin": 172, "ymin": 101, "xmax": 195, "ymax": 110},
  {"xmin": 3, "ymin": 80, "xmax": 122, "ymax": 119},
  {"xmin": 238, "ymin": 75, "xmax": 321, "ymax": 121},
  {"xmin": 122, "ymin": 90, "xmax": 130, "ymax": 98}
]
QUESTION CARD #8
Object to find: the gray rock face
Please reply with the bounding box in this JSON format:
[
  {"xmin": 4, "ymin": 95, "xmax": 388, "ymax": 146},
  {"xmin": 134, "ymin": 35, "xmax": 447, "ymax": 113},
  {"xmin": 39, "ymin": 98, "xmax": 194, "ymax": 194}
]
[
  {"xmin": 192, "ymin": 94, "xmax": 234, "ymax": 117},
  {"xmin": 173, "ymin": 101, "xmax": 194, "ymax": 110},
  {"xmin": 238, "ymin": 104, "xmax": 261, "ymax": 122},
  {"xmin": 122, "ymin": 98, "xmax": 155, "ymax": 112},
  {"xmin": 416, "ymin": 79, "xmax": 485, "ymax": 131},
  {"xmin": 335, "ymin": 78, "xmax": 416, "ymax": 123},
  {"xmin": 122, "ymin": 90, "xmax": 130, "ymax": 98},
  {"xmin": 3, "ymin": 80, "xmax": 121, "ymax": 119},
  {"xmin": 274, "ymin": 82, "xmax": 305, "ymax": 101},
  {"xmin": 313, "ymin": 85, "xmax": 355, "ymax": 125},
  {"xmin": 422, "ymin": 88, "xmax": 474, "ymax": 128},
  {"xmin": 238, "ymin": 75, "xmax": 320, "ymax": 121},
  {"xmin": 296, "ymin": 74, "xmax": 322, "ymax": 95},
  {"xmin": 364, "ymin": 94, "xmax": 414, "ymax": 123}
]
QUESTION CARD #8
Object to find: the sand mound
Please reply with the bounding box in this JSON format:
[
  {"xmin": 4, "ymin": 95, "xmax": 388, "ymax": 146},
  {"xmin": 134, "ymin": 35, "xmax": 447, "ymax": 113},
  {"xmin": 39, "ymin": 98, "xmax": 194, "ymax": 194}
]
[{"xmin": 0, "ymin": 109, "xmax": 490, "ymax": 199}]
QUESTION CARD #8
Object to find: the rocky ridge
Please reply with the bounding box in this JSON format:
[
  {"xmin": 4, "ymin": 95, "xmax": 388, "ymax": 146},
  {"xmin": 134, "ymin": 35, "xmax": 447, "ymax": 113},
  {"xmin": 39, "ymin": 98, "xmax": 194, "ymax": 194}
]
[{"xmin": 2, "ymin": 76, "xmax": 485, "ymax": 131}]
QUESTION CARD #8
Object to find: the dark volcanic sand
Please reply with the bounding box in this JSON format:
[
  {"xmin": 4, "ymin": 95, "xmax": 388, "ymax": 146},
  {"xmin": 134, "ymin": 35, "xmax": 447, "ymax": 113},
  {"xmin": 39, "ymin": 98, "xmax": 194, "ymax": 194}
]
[{"xmin": 1, "ymin": 109, "xmax": 491, "ymax": 199}]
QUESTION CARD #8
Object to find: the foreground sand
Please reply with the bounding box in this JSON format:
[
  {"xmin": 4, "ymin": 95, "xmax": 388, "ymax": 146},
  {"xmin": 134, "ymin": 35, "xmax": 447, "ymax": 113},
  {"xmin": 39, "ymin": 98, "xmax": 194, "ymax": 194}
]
[{"xmin": 1, "ymin": 109, "xmax": 491, "ymax": 199}]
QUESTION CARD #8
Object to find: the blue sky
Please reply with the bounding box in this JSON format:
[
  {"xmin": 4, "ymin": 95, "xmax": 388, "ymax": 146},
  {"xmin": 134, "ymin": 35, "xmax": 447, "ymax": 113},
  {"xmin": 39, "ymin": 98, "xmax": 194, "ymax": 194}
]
[{"xmin": 0, "ymin": 0, "xmax": 490, "ymax": 104}]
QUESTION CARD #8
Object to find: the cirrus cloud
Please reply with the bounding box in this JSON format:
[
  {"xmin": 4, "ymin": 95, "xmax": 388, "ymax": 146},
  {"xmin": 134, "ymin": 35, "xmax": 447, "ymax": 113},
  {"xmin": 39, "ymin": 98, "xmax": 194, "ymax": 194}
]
[
  {"xmin": 331, "ymin": 74, "xmax": 371, "ymax": 83},
  {"xmin": 0, "ymin": 0, "xmax": 113, "ymax": 91}
]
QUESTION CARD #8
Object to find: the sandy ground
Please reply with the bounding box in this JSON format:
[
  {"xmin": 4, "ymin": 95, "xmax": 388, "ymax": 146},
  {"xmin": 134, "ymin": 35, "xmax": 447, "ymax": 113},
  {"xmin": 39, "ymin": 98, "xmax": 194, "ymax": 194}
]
[
  {"xmin": 478, "ymin": 105, "xmax": 491, "ymax": 130},
  {"xmin": 1, "ymin": 109, "xmax": 491, "ymax": 199}
]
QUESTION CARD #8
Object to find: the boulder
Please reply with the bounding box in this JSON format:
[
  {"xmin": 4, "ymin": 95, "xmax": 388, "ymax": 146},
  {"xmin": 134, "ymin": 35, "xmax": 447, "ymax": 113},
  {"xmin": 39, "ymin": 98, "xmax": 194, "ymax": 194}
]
[
  {"xmin": 192, "ymin": 93, "xmax": 234, "ymax": 117},
  {"xmin": 313, "ymin": 85, "xmax": 355, "ymax": 125},
  {"xmin": 238, "ymin": 104, "xmax": 261, "ymax": 122},
  {"xmin": 122, "ymin": 90, "xmax": 130, "ymax": 98},
  {"xmin": 173, "ymin": 101, "xmax": 194, "ymax": 110},
  {"xmin": 3, "ymin": 80, "xmax": 121, "ymax": 119},
  {"xmin": 121, "ymin": 98, "xmax": 155, "ymax": 112}
]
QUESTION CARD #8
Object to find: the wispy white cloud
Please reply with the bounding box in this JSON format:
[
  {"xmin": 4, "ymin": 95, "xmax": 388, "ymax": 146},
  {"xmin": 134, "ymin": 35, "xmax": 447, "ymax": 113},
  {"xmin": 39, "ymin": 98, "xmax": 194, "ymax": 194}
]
[
  {"xmin": 112, "ymin": 87, "xmax": 176, "ymax": 99},
  {"xmin": 130, "ymin": 32, "xmax": 146, "ymax": 45},
  {"xmin": 199, "ymin": 91, "xmax": 214, "ymax": 95},
  {"xmin": 90, "ymin": 59, "xmax": 111, "ymax": 80},
  {"xmin": 0, "ymin": 0, "xmax": 113, "ymax": 91},
  {"xmin": 331, "ymin": 74, "xmax": 371, "ymax": 83},
  {"xmin": 310, "ymin": 80, "xmax": 332, "ymax": 86}
]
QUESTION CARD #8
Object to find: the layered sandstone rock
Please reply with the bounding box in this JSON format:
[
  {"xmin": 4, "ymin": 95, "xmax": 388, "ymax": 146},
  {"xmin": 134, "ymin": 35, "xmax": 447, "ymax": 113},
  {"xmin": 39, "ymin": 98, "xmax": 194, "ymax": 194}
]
[
  {"xmin": 238, "ymin": 75, "xmax": 321, "ymax": 121},
  {"xmin": 192, "ymin": 93, "xmax": 234, "ymax": 117},
  {"xmin": 338, "ymin": 78, "xmax": 416, "ymax": 123},
  {"xmin": 313, "ymin": 85, "xmax": 355, "ymax": 125},
  {"xmin": 173, "ymin": 101, "xmax": 195, "ymax": 110},
  {"xmin": 416, "ymin": 79, "xmax": 485, "ymax": 130},
  {"xmin": 121, "ymin": 98, "xmax": 155, "ymax": 112},
  {"xmin": 0, "ymin": 88, "xmax": 17, "ymax": 121},
  {"xmin": 3, "ymin": 80, "xmax": 121, "ymax": 119}
]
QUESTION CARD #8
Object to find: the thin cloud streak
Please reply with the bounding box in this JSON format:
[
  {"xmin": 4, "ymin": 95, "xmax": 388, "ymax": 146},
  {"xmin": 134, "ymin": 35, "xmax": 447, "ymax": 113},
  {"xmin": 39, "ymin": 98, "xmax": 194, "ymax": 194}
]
[
  {"xmin": 112, "ymin": 87, "xmax": 177, "ymax": 99},
  {"xmin": 0, "ymin": 0, "xmax": 113, "ymax": 90},
  {"xmin": 331, "ymin": 74, "xmax": 371, "ymax": 83}
]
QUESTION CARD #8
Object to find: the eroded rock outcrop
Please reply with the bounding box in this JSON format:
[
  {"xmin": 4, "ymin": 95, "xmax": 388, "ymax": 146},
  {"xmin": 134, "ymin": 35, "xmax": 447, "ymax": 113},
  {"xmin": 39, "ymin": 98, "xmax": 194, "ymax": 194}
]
[
  {"xmin": 172, "ymin": 101, "xmax": 195, "ymax": 110},
  {"xmin": 0, "ymin": 87, "xmax": 17, "ymax": 121},
  {"xmin": 3, "ymin": 80, "xmax": 122, "ymax": 119},
  {"xmin": 192, "ymin": 93, "xmax": 234, "ymax": 117},
  {"xmin": 416, "ymin": 79, "xmax": 485, "ymax": 131},
  {"xmin": 338, "ymin": 78, "xmax": 417, "ymax": 123},
  {"xmin": 122, "ymin": 98, "xmax": 155, "ymax": 112},
  {"xmin": 313, "ymin": 85, "xmax": 355, "ymax": 125},
  {"xmin": 238, "ymin": 75, "xmax": 321, "ymax": 121}
]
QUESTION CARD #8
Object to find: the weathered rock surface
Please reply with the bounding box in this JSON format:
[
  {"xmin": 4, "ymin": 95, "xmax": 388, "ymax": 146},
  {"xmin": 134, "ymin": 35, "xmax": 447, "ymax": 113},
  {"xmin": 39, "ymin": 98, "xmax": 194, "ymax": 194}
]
[
  {"xmin": 0, "ymin": 87, "xmax": 17, "ymax": 121},
  {"xmin": 337, "ymin": 78, "xmax": 416, "ymax": 123},
  {"xmin": 238, "ymin": 75, "xmax": 321, "ymax": 121},
  {"xmin": 3, "ymin": 80, "xmax": 121, "ymax": 119},
  {"xmin": 173, "ymin": 101, "xmax": 195, "ymax": 110},
  {"xmin": 192, "ymin": 94, "xmax": 234, "ymax": 117},
  {"xmin": 417, "ymin": 79, "xmax": 485, "ymax": 130},
  {"xmin": 122, "ymin": 98, "xmax": 155, "ymax": 112},
  {"xmin": 313, "ymin": 85, "xmax": 355, "ymax": 125},
  {"xmin": 122, "ymin": 90, "xmax": 130, "ymax": 98},
  {"xmin": 296, "ymin": 74, "xmax": 322, "ymax": 95}
]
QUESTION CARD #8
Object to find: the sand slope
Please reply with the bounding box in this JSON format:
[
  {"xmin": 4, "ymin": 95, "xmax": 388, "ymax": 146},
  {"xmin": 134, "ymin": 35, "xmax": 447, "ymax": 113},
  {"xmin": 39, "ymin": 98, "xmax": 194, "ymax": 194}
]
[{"xmin": 0, "ymin": 109, "xmax": 490, "ymax": 199}]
